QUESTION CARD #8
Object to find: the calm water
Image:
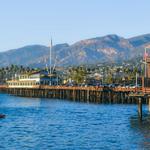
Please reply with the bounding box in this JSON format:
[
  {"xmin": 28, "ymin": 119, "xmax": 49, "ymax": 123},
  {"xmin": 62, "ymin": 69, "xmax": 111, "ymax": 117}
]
[{"xmin": 0, "ymin": 94, "xmax": 150, "ymax": 150}]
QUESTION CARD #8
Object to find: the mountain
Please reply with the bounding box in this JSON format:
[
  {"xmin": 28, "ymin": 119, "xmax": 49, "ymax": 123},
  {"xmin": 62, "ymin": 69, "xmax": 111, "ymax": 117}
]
[
  {"xmin": 129, "ymin": 34, "xmax": 150, "ymax": 47},
  {"xmin": 0, "ymin": 34, "xmax": 150, "ymax": 67}
]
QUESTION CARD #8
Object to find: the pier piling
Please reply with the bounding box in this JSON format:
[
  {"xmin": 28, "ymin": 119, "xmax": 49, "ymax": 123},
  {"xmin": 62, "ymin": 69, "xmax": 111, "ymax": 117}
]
[
  {"xmin": 148, "ymin": 97, "xmax": 150, "ymax": 112},
  {"xmin": 138, "ymin": 97, "xmax": 142, "ymax": 120}
]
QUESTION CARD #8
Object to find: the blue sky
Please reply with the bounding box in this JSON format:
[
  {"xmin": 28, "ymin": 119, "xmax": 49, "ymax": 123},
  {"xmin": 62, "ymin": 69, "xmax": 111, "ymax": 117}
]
[{"xmin": 0, "ymin": 0, "xmax": 150, "ymax": 51}]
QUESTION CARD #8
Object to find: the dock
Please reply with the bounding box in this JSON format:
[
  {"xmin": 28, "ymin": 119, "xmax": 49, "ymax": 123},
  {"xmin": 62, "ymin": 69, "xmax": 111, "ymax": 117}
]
[
  {"xmin": 0, "ymin": 85, "xmax": 150, "ymax": 120},
  {"xmin": 0, "ymin": 85, "xmax": 143, "ymax": 103}
]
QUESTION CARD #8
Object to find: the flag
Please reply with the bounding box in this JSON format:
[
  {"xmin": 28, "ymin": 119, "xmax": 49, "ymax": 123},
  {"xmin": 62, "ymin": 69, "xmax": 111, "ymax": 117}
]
[{"xmin": 144, "ymin": 51, "xmax": 148, "ymax": 59}]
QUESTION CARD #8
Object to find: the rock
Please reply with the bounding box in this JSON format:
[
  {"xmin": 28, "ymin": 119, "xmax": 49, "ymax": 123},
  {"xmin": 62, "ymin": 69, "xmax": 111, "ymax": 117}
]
[{"xmin": 0, "ymin": 114, "xmax": 5, "ymax": 118}]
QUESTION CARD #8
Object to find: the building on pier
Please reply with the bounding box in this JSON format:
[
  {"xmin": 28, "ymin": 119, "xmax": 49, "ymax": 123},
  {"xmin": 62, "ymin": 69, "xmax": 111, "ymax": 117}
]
[{"xmin": 6, "ymin": 70, "xmax": 60, "ymax": 88}]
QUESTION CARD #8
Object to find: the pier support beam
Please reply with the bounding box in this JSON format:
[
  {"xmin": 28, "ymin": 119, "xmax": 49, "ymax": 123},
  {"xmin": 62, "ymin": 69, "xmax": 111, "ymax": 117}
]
[
  {"xmin": 148, "ymin": 97, "xmax": 150, "ymax": 112},
  {"xmin": 138, "ymin": 97, "xmax": 142, "ymax": 120},
  {"xmin": 87, "ymin": 90, "xmax": 89, "ymax": 103}
]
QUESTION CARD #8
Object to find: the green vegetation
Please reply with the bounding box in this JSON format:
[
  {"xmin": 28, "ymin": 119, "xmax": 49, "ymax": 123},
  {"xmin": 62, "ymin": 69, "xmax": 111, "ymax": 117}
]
[
  {"xmin": 0, "ymin": 58, "xmax": 144, "ymax": 86},
  {"xmin": 68, "ymin": 67, "xmax": 87, "ymax": 84}
]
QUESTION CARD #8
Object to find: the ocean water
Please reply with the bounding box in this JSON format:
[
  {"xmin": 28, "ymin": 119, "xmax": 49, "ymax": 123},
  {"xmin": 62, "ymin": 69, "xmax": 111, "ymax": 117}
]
[{"xmin": 0, "ymin": 93, "xmax": 150, "ymax": 150}]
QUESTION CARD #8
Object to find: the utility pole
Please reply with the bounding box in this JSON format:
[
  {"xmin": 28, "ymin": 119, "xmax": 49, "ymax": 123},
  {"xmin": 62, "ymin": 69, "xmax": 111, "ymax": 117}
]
[{"xmin": 145, "ymin": 48, "xmax": 147, "ymax": 78}]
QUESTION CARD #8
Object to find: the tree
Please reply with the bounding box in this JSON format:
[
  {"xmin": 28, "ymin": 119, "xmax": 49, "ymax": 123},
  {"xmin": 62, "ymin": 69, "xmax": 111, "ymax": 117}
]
[{"xmin": 69, "ymin": 67, "xmax": 87, "ymax": 84}]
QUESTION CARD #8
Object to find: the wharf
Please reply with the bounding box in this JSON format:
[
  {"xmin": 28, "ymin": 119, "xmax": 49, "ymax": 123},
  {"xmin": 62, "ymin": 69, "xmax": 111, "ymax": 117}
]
[
  {"xmin": 0, "ymin": 85, "xmax": 149, "ymax": 120},
  {"xmin": 0, "ymin": 85, "xmax": 143, "ymax": 104}
]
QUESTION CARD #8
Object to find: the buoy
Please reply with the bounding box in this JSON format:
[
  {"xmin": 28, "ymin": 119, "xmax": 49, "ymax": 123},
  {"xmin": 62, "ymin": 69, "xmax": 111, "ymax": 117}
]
[{"xmin": 0, "ymin": 114, "xmax": 5, "ymax": 118}]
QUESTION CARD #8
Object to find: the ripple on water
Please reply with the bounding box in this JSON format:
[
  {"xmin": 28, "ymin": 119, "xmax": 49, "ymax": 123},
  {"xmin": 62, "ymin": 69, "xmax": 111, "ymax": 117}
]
[{"xmin": 0, "ymin": 94, "xmax": 150, "ymax": 149}]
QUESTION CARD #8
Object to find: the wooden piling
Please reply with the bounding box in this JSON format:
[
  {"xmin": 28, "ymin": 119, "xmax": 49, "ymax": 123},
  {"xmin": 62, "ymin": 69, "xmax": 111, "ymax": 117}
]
[
  {"xmin": 138, "ymin": 97, "xmax": 142, "ymax": 120},
  {"xmin": 148, "ymin": 97, "xmax": 150, "ymax": 112}
]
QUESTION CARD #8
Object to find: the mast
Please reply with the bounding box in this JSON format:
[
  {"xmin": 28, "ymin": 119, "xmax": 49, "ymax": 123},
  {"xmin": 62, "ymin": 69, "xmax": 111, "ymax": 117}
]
[{"xmin": 49, "ymin": 38, "xmax": 53, "ymax": 85}]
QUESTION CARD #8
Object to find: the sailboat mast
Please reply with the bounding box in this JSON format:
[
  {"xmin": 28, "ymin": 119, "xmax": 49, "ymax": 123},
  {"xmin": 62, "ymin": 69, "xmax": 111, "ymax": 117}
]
[
  {"xmin": 49, "ymin": 38, "xmax": 53, "ymax": 86},
  {"xmin": 50, "ymin": 38, "xmax": 52, "ymax": 75}
]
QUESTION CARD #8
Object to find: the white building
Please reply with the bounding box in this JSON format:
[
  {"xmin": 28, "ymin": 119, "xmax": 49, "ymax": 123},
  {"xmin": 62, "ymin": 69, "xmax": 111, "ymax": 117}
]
[{"xmin": 7, "ymin": 71, "xmax": 58, "ymax": 88}]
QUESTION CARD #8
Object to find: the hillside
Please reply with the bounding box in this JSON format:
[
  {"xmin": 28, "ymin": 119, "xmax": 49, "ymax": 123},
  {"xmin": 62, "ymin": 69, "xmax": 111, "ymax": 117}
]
[{"xmin": 0, "ymin": 34, "xmax": 150, "ymax": 67}]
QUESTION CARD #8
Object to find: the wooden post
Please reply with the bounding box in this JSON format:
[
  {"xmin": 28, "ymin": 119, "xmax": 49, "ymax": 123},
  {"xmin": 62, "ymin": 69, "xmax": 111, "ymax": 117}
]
[
  {"xmin": 72, "ymin": 89, "xmax": 75, "ymax": 101},
  {"xmin": 148, "ymin": 97, "xmax": 150, "ymax": 112},
  {"xmin": 138, "ymin": 97, "xmax": 142, "ymax": 120},
  {"xmin": 87, "ymin": 90, "xmax": 89, "ymax": 103}
]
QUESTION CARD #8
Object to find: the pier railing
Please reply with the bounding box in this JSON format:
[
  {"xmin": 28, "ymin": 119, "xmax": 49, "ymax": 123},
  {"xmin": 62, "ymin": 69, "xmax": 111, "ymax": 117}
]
[
  {"xmin": 0, "ymin": 84, "xmax": 143, "ymax": 93},
  {"xmin": 0, "ymin": 85, "xmax": 7, "ymax": 88}
]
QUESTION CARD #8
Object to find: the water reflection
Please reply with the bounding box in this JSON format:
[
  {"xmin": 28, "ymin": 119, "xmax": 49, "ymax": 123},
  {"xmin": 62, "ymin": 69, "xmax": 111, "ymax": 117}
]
[
  {"xmin": 0, "ymin": 94, "xmax": 42, "ymax": 108},
  {"xmin": 130, "ymin": 113, "xmax": 150, "ymax": 149}
]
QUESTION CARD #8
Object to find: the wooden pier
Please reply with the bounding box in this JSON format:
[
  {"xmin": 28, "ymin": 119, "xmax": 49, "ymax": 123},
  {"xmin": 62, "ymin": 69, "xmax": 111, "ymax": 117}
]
[
  {"xmin": 0, "ymin": 85, "xmax": 143, "ymax": 104},
  {"xmin": 0, "ymin": 85, "xmax": 150, "ymax": 120}
]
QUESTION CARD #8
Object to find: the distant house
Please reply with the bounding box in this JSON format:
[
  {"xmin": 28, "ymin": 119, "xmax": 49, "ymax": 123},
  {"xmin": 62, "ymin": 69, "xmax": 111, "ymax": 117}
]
[
  {"xmin": 86, "ymin": 73, "xmax": 102, "ymax": 86},
  {"xmin": 6, "ymin": 70, "xmax": 59, "ymax": 88}
]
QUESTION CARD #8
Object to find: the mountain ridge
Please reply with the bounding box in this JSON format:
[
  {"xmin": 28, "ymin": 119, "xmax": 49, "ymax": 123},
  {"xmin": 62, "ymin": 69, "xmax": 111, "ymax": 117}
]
[{"xmin": 0, "ymin": 34, "xmax": 150, "ymax": 67}]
